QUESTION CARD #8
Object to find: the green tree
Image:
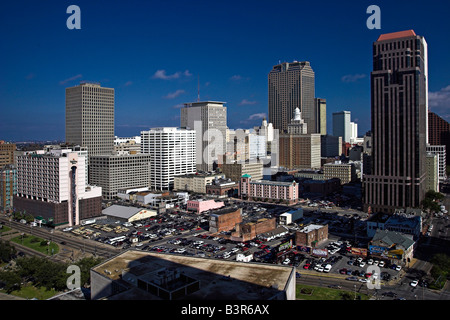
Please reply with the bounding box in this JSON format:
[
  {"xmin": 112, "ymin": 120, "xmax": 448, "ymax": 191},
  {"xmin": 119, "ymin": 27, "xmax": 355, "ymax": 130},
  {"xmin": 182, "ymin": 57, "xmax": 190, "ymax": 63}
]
[
  {"xmin": 0, "ymin": 240, "xmax": 17, "ymax": 263},
  {"xmin": 421, "ymin": 190, "xmax": 444, "ymax": 212},
  {"xmin": 75, "ymin": 257, "xmax": 104, "ymax": 287},
  {"xmin": 0, "ymin": 271, "xmax": 22, "ymax": 293}
]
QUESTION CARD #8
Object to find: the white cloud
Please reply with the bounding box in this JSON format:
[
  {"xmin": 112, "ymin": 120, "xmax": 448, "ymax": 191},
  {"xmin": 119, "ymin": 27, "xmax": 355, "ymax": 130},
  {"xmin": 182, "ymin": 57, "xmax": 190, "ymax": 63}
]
[
  {"xmin": 152, "ymin": 70, "xmax": 181, "ymax": 80},
  {"xmin": 124, "ymin": 81, "xmax": 133, "ymax": 87},
  {"xmin": 429, "ymin": 85, "xmax": 450, "ymax": 108},
  {"xmin": 341, "ymin": 73, "xmax": 366, "ymax": 83},
  {"xmin": 230, "ymin": 75, "xmax": 242, "ymax": 81},
  {"xmin": 152, "ymin": 69, "xmax": 192, "ymax": 80},
  {"xmin": 239, "ymin": 113, "xmax": 267, "ymax": 124},
  {"xmin": 59, "ymin": 74, "xmax": 82, "ymax": 85},
  {"xmin": 165, "ymin": 89, "xmax": 186, "ymax": 99},
  {"xmin": 248, "ymin": 113, "xmax": 266, "ymax": 120},
  {"xmin": 239, "ymin": 99, "xmax": 257, "ymax": 106}
]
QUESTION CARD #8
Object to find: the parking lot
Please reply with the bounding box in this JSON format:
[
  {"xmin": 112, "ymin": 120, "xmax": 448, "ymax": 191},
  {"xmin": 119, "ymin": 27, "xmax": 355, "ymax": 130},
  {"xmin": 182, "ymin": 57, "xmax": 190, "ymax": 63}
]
[
  {"xmin": 63, "ymin": 198, "xmax": 406, "ymax": 280},
  {"xmin": 296, "ymin": 238, "xmax": 403, "ymax": 284}
]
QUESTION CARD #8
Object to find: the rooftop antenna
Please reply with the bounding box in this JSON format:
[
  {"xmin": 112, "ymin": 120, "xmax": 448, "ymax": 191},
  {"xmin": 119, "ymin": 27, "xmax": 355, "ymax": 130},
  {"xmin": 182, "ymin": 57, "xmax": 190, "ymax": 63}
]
[{"xmin": 197, "ymin": 75, "xmax": 200, "ymax": 102}]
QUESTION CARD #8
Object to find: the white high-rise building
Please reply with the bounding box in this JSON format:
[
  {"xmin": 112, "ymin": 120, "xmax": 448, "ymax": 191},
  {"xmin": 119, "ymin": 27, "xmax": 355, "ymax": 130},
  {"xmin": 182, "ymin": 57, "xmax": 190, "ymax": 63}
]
[
  {"xmin": 15, "ymin": 149, "xmax": 102, "ymax": 226},
  {"xmin": 141, "ymin": 127, "xmax": 196, "ymax": 190},
  {"xmin": 332, "ymin": 111, "xmax": 351, "ymax": 143},
  {"xmin": 426, "ymin": 145, "xmax": 447, "ymax": 182},
  {"xmin": 180, "ymin": 101, "xmax": 227, "ymax": 172}
]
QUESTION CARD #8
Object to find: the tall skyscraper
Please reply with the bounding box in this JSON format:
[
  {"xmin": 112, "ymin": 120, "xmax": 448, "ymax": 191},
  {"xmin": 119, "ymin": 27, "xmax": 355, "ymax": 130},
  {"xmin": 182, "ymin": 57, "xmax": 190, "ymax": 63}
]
[
  {"xmin": 141, "ymin": 127, "xmax": 196, "ymax": 190},
  {"xmin": 65, "ymin": 81, "xmax": 115, "ymax": 158},
  {"xmin": 364, "ymin": 30, "xmax": 428, "ymax": 214},
  {"xmin": 332, "ymin": 111, "xmax": 351, "ymax": 143},
  {"xmin": 180, "ymin": 101, "xmax": 227, "ymax": 172},
  {"xmin": 268, "ymin": 61, "xmax": 315, "ymax": 133},
  {"xmin": 314, "ymin": 98, "xmax": 327, "ymax": 135}
]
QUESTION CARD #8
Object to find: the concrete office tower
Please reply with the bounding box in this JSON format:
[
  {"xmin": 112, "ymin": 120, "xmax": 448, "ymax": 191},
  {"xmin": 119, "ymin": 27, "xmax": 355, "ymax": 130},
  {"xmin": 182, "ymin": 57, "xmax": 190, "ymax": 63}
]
[
  {"xmin": 350, "ymin": 122, "xmax": 358, "ymax": 143},
  {"xmin": 321, "ymin": 135, "xmax": 343, "ymax": 157},
  {"xmin": 364, "ymin": 30, "xmax": 428, "ymax": 214},
  {"xmin": 141, "ymin": 127, "xmax": 196, "ymax": 191},
  {"xmin": 315, "ymin": 98, "xmax": 327, "ymax": 135},
  {"xmin": 226, "ymin": 130, "xmax": 266, "ymax": 162},
  {"xmin": 180, "ymin": 101, "xmax": 227, "ymax": 172},
  {"xmin": 0, "ymin": 142, "xmax": 15, "ymax": 167},
  {"xmin": 425, "ymin": 153, "xmax": 439, "ymax": 192},
  {"xmin": 65, "ymin": 82, "xmax": 115, "ymax": 157},
  {"xmin": 0, "ymin": 164, "xmax": 16, "ymax": 212},
  {"xmin": 14, "ymin": 149, "xmax": 102, "ymax": 226},
  {"xmin": 426, "ymin": 145, "xmax": 446, "ymax": 182},
  {"xmin": 254, "ymin": 118, "xmax": 275, "ymax": 153},
  {"xmin": 332, "ymin": 111, "xmax": 351, "ymax": 143},
  {"xmin": 268, "ymin": 61, "xmax": 315, "ymax": 133},
  {"xmin": 279, "ymin": 109, "xmax": 321, "ymax": 170},
  {"xmin": 89, "ymin": 153, "xmax": 152, "ymax": 200}
]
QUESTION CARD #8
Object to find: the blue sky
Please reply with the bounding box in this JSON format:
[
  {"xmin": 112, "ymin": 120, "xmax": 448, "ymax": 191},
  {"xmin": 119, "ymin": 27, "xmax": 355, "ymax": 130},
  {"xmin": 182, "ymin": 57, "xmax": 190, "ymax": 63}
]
[{"xmin": 1, "ymin": 0, "xmax": 449, "ymax": 141}]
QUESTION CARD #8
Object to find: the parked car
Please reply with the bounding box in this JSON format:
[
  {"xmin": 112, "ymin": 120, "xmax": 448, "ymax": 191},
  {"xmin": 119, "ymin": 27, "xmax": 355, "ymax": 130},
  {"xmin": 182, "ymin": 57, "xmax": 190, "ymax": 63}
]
[
  {"xmin": 410, "ymin": 280, "xmax": 419, "ymax": 287},
  {"xmin": 346, "ymin": 276, "xmax": 358, "ymax": 281}
]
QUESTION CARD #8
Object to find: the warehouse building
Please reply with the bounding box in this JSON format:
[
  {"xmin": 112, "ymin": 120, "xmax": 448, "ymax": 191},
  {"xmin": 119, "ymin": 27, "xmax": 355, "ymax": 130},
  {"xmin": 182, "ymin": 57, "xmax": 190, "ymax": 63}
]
[{"xmin": 102, "ymin": 204, "xmax": 157, "ymax": 223}]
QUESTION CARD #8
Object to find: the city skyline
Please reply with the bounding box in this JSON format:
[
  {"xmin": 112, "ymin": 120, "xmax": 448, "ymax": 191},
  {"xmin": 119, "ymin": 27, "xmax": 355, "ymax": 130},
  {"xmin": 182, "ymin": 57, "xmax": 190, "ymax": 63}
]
[{"xmin": 1, "ymin": 0, "xmax": 450, "ymax": 141}]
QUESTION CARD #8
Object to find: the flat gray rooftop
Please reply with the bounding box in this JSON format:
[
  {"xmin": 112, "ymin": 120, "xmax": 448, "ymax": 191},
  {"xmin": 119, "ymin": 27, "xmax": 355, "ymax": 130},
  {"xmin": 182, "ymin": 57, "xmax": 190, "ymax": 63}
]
[{"xmin": 93, "ymin": 250, "xmax": 294, "ymax": 300}]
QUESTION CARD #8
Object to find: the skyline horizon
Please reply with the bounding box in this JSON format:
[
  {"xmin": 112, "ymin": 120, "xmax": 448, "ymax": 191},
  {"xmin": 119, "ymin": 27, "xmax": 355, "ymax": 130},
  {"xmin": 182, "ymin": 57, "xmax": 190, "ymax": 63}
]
[{"xmin": 1, "ymin": 1, "xmax": 449, "ymax": 142}]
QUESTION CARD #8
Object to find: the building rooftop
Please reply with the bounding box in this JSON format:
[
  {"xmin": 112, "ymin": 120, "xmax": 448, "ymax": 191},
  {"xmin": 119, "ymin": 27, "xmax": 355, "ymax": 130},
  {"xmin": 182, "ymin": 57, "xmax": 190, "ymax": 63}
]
[
  {"xmin": 92, "ymin": 250, "xmax": 294, "ymax": 300},
  {"xmin": 298, "ymin": 224, "xmax": 325, "ymax": 233},
  {"xmin": 371, "ymin": 229, "xmax": 415, "ymax": 249},
  {"xmin": 377, "ymin": 30, "xmax": 416, "ymax": 41},
  {"xmin": 209, "ymin": 206, "xmax": 240, "ymax": 217},
  {"xmin": 102, "ymin": 205, "xmax": 143, "ymax": 219}
]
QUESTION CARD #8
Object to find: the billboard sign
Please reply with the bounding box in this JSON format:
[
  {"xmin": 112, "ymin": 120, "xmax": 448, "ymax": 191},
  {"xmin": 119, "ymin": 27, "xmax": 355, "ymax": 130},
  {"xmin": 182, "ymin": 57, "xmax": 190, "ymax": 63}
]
[
  {"xmin": 351, "ymin": 247, "xmax": 368, "ymax": 257},
  {"xmin": 297, "ymin": 246, "xmax": 311, "ymax": 253},
  {"xmin": 312, "ymin": 248, "xmax": 328, "ymax": 257}
]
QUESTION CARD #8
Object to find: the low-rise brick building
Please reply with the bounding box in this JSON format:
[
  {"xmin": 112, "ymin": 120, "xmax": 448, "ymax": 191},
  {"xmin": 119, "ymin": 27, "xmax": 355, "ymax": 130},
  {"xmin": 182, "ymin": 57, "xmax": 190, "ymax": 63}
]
[
  {"xmin": 209, "ymin": 207, "xmax": 243, "ymax": 234},
  {"xmin": 231, "ymin": 217, "xmax": 277, "ymax": 242},
  {"xmin": 296, "ymin": 224, "xmax": 328, "ymax": 247}
]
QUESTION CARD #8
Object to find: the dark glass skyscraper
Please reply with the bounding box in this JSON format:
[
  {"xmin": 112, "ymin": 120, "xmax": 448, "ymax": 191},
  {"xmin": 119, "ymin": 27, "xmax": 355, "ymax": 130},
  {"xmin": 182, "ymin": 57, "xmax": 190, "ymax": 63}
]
[
  {"xmin": 268, "ymin": 61, "xmax": 315, "ymax": 134},
  {"xmin": 363, "ymin": 30, "xmax": 428, "ymax": 214}
]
